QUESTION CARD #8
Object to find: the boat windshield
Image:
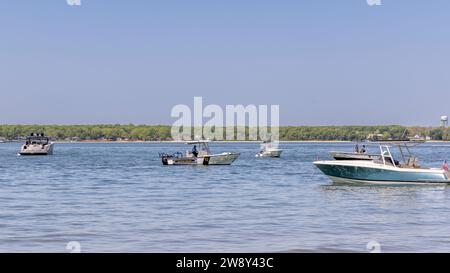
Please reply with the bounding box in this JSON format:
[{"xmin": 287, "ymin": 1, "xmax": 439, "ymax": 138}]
[
  {"xmin": 26, "ymin": 136, "xmax": 49, "ymax": 145},
  {"xmin": 185, "ymin": 141, "xmax": 211, "ymax": 155},
  {"xmin": 261, "ymin": 140, "xmax": 279, "ymax": 150}
]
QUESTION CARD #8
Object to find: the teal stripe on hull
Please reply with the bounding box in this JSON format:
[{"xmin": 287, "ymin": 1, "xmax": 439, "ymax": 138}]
[{"xmin": 316, "ymin": 164, "xmax": 447, "ymax": 183}]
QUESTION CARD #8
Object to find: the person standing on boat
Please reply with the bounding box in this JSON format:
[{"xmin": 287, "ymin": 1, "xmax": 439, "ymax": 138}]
[
  {"xmin": 354, "ymin": 144, "xmax": 360, "ymax": 153},
  {"xmin": 360, "ymin": 145, "xmax": 367, "ymax": 154},
  {"xmin": 443, "ymin": 160, "xmax": 449, "ymax": 172},
  {"xmin": 192, "ymin": 145, "xmax": 198, "ymax": 158}
]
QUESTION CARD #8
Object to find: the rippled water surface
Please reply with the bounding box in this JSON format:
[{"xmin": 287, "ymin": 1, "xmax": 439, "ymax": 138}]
[{"xmin": 1, "ymin": 142, "xmax": 450, "ymax": 252}]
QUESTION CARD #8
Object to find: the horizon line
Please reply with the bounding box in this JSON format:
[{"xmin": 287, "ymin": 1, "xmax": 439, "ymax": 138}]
[{"xmin": 0, "ymin": 124, "xmax": 446, "ymax": 128}]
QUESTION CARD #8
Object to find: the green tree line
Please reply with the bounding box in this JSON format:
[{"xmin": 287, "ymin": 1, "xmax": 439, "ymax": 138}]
[
  {"xmin": 0, "ymin": 125, "xmax": 171, "ymax": 141},
  {"xmin": 0, "ymin": 125, "xmax": 449, "ymax": 141}
]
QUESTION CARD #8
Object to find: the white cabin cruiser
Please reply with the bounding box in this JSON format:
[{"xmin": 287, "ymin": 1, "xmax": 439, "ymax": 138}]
[
  {"xmin": 160, "ymin": 140, "xmax": 240, "ymax": 165},
  {"xmin": 256, "ymin": 140, "xmax": 282, "ymax": 158},
  {"xmin": 315, "ymin": 141, "xmax": 450, "ymax": 185},
  {"xmin": 19, "ymin": 133, "xmax": 54, "ymax": 156}
]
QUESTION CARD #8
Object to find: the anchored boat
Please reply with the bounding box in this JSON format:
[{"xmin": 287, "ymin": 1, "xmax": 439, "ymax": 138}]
[
  {"xmin": 19, "ymin": 133, "xmax": 54, "ymax": 156},
  {"xmin": 329, "ymin": 151, "xmax": 379, "ymax": 161},
  {"xmin": 160, "ymin": 140, "xmax": 240, "ymax": 165},
  {"xmin": 314, "ymin": 141, "xmax": 450, "ymax": 185},
  {"xmin": 330, "ymin": 144, "xmax": 379, "ymax": 161},
  {"xmin": 256, "ymin": 140, "xmax": 282, "ymax": 158}
]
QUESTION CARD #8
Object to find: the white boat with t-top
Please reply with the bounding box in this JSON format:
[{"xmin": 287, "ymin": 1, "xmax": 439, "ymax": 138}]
[
  {"xmin": 314, "ymin": 141, "xmax": 450, "ymax": 185},
  {"xmin": 160, "ymin": 140, "xmax": 240, "ymax": 165},
  {"xmin": 256, "ymin": 140, "xmax": 282, "ymax": 158},
  {"xmin": 19, "ymin": 133, "xmax": 54, "ymax": 156}
]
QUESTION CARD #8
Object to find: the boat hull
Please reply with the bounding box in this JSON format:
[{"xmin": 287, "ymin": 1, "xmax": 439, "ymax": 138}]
[
  {"xmin": 208, "ymin": 153, "xmax": 240, "ymax": 165},
  {"xmin": 19, "ymin": 143, "xmax": 54, "ymax": 156},
  {"xmin": 256, "ymin": 149, "xmax": 282, "ymax": 158},
  {"xmin": 327, "ymin": 175, "xmax": 450, "ymax": 185},
  {"xmin": 314, "ymin": 160, "xmax": 450, "ymax": 184},
  {"xmin": 161, "ymin": 153, "xmax": 239, "ymax": 165},
  {"xmin": 162, "ymin": 156, "xmax": 207, "ymax": 165}
]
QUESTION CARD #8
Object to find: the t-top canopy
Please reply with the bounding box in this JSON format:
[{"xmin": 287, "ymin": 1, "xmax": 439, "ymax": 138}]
[{"xmin": 185, "ymin": 140, "xmax": 211, "ymax": 145}]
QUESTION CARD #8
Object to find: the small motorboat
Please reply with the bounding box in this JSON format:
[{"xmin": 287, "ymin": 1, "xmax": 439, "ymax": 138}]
[
  {"xmin": 255, "ymin": 140, "xmax": 282, "ymax": 158},
  {"xmin": 315, "ymin": 141, "xmax": 450, "ymax": 185},
  {"xmin": 159, "ymin": 152, "xmax": 207, "ymax": 165},
  {"xmin": 330, "ymin": 143, "xmax": 380, "ymax": 161},
  {"xmin": 160, "ymin": 140, "xmax": 240, "ymax": 165},
  {"xmin": 330, "ymin": 151, "xmax": 380, "ymax": 161},
  {"xmin": 19, "ymin": 133, "xmax": 54, "ymax": 156}
]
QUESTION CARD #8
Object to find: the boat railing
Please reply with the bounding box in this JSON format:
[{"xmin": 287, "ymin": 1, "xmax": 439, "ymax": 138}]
[
  {"xmin": 396, "ymin": 156, "xmax": 422, "ymax": 169},
  {"xmin": 365, "ymin": 140, "xmax": 425, "ymax": 147},
  {"xmin": 379, "ymin": 145, "xmax": 398, "ymax": 168},
  {"xmin": 185, "ymin": 141, "xmax": 211, "ymax": 155},
  {"xmin": 365, "ymin": 140, "xmax": 426, "ymax": 169}
]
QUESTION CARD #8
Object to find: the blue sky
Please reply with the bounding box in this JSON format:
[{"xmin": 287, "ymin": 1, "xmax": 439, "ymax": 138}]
[{"xmin": 1, "ymin": 0, "xmax": 449, "ymax": 125}]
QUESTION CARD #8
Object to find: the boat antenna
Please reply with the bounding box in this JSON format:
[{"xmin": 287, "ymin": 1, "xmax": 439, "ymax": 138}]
[{"xmin": 401, "ymin": 128, "xmax": 408, "ymax": 140}]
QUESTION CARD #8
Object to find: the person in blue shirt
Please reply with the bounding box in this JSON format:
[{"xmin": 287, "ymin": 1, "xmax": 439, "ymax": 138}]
[{"xmin": 192, "ymin": 145, "xmax": 198, "ymax": 157}]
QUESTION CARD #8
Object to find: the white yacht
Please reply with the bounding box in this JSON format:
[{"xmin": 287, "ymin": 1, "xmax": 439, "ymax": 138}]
[
  {"xmin": 19, "ymin": 133, "xmax": 54, "ymax": 156},
  {"xmin": 160, "ymin": 140, "xmax": 240, "ymax": 165}
]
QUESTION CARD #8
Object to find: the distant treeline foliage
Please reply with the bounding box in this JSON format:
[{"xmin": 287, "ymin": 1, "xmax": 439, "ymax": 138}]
[{"xmin": 0, "ymin": 125, "xmax": 449, "ymax": 141}]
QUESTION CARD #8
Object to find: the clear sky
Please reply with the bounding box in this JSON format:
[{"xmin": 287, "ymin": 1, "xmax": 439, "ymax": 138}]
[{"xmin": 1, "ymin": 0, "xmax": 449, "ymax": 126}]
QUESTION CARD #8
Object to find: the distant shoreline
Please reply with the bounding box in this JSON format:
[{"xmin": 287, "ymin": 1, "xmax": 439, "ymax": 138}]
[
  {"xmin": 3, "ymin": 139, "xmax": 450, "ymax": 144},
  {"xmin": 15, "ymin": 140, "xmax": 449, "ymax": 144},
  {"xmin": 1, "ymin": 124, "xmax": 449, "ymax": 142}
]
